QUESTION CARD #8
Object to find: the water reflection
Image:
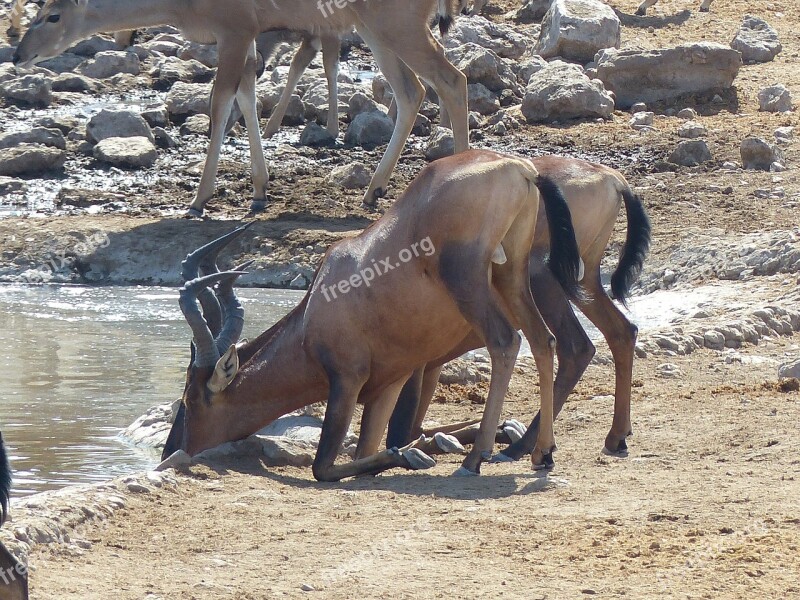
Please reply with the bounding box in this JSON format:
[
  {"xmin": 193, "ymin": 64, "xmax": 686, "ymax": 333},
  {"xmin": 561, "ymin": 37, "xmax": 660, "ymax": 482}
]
[{"xmin": 0, "ymin": 284, "xmax": 304, "ymax": 497}]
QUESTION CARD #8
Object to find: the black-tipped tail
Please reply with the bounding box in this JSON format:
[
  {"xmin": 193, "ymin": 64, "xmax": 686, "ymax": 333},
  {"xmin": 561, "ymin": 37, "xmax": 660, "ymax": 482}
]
[
  {"xmin": 1, "ymin": 433, "xmax": 11, "ymax": 526},
  {"xmin": 436, "ymin": 0, "xmax": 457, "ymax": 36},
  {"xmin": 536, "ymin": 175, "xmax": 585, "ymax": 302},
  {"xmin": 610, "ymin": 190, "xmax": 651, "ymax": 307}
]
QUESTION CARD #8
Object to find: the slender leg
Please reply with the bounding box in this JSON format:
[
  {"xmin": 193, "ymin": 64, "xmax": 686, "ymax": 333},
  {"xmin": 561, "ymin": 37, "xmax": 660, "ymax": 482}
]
[
  {"xmin": 187, "ymin": 38, "xmax": 252, "ymax": 217},
  {"xmin": 320, "ymin": 33, "xmax": 341, "ymax": 138},
  {"xmin": 493, "ymin": 273, "xmax": 557, "ymax": 469},
  {"xmin": 356, "ymin": 25, "xmax": 426, "ymax": 205},
  {"xmin": 500, "ymin": 262, "xmax": 596, "ymax": 460},
  {"xmin": 578, "ymin": 274, "xmax": 638, "ymax": 455},
  {"xmin": 386, "ymin": 29, "xmax": 468, "ymax": 154},
  {"xmin": 235, "ymin": 42, "xmax": 270, "ymax": 212},
  {"xmin": 263, "ymin": 36, "xmax": 318, "ymax": 138}
]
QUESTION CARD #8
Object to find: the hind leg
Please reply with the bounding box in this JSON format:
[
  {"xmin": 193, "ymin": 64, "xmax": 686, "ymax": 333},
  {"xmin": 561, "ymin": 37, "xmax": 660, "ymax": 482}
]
[
  {"xmin": 578, "ymin": 274, "xmax": 638, "ymax": 455},
  {"xmin": 499, "ymin": 259, "xmax": 596, "ymax": 461},
  {"xmin": 263, "ymin": 36, "xmax": 318, "ymax": 138}
]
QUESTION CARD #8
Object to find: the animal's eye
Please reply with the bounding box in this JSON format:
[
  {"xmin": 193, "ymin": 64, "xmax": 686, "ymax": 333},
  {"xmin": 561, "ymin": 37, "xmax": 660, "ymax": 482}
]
[{"xmin": 47, "ymin": 14, "xmax": 61, "ymax": 23}]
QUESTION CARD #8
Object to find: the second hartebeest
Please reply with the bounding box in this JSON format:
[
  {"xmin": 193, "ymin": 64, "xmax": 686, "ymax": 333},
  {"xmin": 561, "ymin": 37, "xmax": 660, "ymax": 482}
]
[
  {"xmin": 162, "ymin": 149, "xmax": 584, "ymax": 479},
  {"xmin": 385, "ymin": 155, "xmax": 651, "ymax": 460}
]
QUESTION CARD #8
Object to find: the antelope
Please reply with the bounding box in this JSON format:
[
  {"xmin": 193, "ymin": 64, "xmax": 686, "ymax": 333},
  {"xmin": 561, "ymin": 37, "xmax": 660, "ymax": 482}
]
[
  {"xmin": 636, "ymin": 0, "xmax": 713, "ymax": 15},
  {"xmin": 162, "ymin": 149, "xmax": 584, "ymax": 479},
  {"xmin": 385, "ymin": 155, "xmax": 651, "ymax": 460},
  {"xmin": 13, "ymin": 0, "xmax": 469, "ymax": 217},
  {"xmin": 0, "ymin": 433, "xmax": 29, "ymax": 600}
]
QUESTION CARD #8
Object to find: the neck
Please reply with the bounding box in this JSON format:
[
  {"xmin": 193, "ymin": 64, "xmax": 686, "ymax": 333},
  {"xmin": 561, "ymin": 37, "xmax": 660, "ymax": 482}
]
[
  {"xmin": 80, "ymin": 0, "xmax": 187, "ymax": 38},
  {"xmin": 226, "ymin": 299, "xmax": 328, "ymax": 437}
]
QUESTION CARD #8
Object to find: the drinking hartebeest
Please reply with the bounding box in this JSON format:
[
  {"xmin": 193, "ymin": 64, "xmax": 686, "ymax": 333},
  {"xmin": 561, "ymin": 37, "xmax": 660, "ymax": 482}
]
[
  {"xmin": 12, "ymin": 0, "xmax": 468, "ymax": 216},
  {"xmin": 162, "ymin": 149, "xmax": 584, "ymax": 479},
  {"xmin": 385, "ymin": 155, "xmax": 651, "ymax": 460},
  {"xmin": 0, "ymin": 433, "xmax": 29, "ymax": 600}
]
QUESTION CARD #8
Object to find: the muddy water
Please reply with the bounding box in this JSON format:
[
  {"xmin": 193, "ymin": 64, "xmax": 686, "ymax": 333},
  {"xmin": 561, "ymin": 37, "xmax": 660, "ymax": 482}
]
[
  {"xmin": 0, "ymin": 284, "xmax": 304, "ymax": 496},
  {"xmin": 0, "ymin": 282, "xmax": 730, "ymax": 497}
]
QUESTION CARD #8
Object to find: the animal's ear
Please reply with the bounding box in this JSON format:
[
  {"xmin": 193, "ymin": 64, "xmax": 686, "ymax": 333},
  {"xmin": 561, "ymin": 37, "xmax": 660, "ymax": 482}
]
[{"xmin": 207, "ymin": 345, "xmax": 239, "ymax": 393}]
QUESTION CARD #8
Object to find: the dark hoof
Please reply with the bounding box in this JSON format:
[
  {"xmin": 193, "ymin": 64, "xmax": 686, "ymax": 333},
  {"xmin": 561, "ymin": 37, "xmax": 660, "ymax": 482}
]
[
  {"xmin": 360, "ymin": 201, "xmax": 380, "ymax": 212},
  {"xmin": 699, "ymin": 7, "xmax": 709, "ymax": 12},
  {"xmin": 249, "ymin": 199, "xmax": 268, "ymax": 213},
  {"xmin": 635, "ymin": 8, "xmax": 646, "ymax": 16},
  {"xmin": 602, "ymin": 438, "xmax": 629, "ymax": 457},
  {"xmin": 532, "ymin": 452, "xmax": 555, "ymax": 471},
  {"xmin": 185, "ymin": 207, "xmax": 204, "ymax": 219}
]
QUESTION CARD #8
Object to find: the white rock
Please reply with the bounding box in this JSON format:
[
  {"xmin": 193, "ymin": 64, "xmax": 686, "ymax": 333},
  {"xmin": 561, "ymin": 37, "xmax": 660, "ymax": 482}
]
[
  {"xmin": 758, "ymin": 84, "xmax": 793, "ymax": 113},
  {"xmin": 535, "ymin": 0, "xmax": 621, "ymax": 63},
  {"xmin": 731, "ymin": 15, "xmax": 782, "ymax": 63},
  {"xmin": 522, "ymin": 60, "xmax": 614, "ymax": 122},
  {"xmin": 678, "ymin": 121, "xmax": 707, "ymax": 139}
]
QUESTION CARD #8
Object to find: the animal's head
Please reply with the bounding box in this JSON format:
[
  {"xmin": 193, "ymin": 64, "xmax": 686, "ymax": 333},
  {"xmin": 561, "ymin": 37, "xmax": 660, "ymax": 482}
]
[
  {"xmin": 12, "ymin": 0, "xmax": 90, "ymax": 68},
  {"xmin": 162, "ymin": 225, "xmax": 254, "ymax": 461}
]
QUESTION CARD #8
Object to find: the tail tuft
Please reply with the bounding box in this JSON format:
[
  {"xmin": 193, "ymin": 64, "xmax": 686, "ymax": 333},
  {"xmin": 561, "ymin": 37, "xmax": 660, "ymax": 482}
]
[{"xmin": 610, "ymin": 190, "xmax": 651, "ymax": 307}]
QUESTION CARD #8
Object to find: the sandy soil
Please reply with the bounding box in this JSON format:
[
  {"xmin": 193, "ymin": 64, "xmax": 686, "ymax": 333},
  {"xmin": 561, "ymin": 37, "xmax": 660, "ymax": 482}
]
[{"xmin": 1, "ymin": 0, "xmax": 799, "ymax": 597}]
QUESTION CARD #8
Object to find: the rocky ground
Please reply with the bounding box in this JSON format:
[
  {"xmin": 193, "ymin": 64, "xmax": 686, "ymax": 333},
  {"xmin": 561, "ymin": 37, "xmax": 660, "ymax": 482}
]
[{"xmin": 1, "ymin": 0, "xmax": 799, "ymax": 597}]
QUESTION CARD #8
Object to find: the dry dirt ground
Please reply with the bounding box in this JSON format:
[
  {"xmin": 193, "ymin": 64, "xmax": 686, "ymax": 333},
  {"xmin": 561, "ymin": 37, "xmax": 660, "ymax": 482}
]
[{"xmin": 1, "ymin": 0, "xmax": 799, "ymax": 597}]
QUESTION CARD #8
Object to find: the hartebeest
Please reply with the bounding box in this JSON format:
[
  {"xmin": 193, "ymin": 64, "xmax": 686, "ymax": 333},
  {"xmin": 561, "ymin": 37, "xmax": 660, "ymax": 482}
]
[
  {"xmin": 636, "ymin": 0, "xmax": 713, "ymax": 15},
  {"xmin": 386, "ymin": 155, "xmax": 651, "ymax": 459},
  {"xmin": 163, "ymin": 149, "xmax": 583, "ymax": 479},
  {"xmin": 13, "ymin": 0, "xmax": 469, "ymax": 216},
  {"xmin": 0, "ymin": 433, "xmax": 29, "ymax": 600}
]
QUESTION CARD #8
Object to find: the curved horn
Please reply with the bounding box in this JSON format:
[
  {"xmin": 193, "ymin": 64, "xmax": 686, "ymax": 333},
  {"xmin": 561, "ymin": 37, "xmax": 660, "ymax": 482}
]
[
  {"xmin": 181, "ymin": 222, "xmax": 254, "ymax": 335},
  {"xmin": 215, "ymin": 260, "xmax": 254, "ymax": 353},
  {"xmin": 180, "ymin": 271, "xmax": 246, "ymax": 368}
]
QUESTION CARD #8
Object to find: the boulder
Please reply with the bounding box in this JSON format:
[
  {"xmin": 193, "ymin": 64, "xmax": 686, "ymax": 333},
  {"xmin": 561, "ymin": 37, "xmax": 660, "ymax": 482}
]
[
  {"xmin": 0, "ymin": 144, "xmax": 66, "ymax": 176},
  {"xmin": 522, "ymin": 61, "xmax": 614, "ymax": 122},
  {"xmin": 595, "ymin": 43, "xmax": 741, "ymax": 109},
  {"xmin": 69, "ymin": 35, "xmax": 123, "ymax": 57},
  {"xmin": 535, "ymin": 0, "xmax": 621, "ymax": 63},
  {"xmin": 730, "ymin": 15, "xmax": 782, "ymax": 63},
  {"xmin": 668, "ymin": 140, "xmax": 712, "ymax": 167},
  {"xmin": 447, "ymin": 43, "xmax": 518, "ymax": 93},
  {"xmin": 424, "ymin": 127, "xmax": 455, "ymax": 162},
  {"xmin": 677, "ymin": 121, "xmax": 707, "ymax": 139},
  {"xmin": 325, "ymin": 162, "xmax": 372, "ymax": 189},
  {"xmin": 344, "ymin": 111, "xmax": 394, "ymax": 148},
  {"xmin": 299, "ymin": 122, "xmax": 336, "ymax": 146},
  {"xmin": 347, "ymin": 91, "xmax": 381, "ymax": 121},
  {"xmin": 165, "ymin": 81, "xmax": 212, "ymax": 117},
  {"xmin": 468, "ymin": 83, "xmax": 500, "ymax": 115},
  {"xmin": 77, "ymin": 50, "xmax": 140, "ymax": 78},
  {"xmin": 740, "ymin": 137, "xmax": 784, "ymax": 171},
  {"xmin": 515, "ymin": 54, "xmax": 548, "ymax": 85},
  {"xmin": 516, "ymin": 0, "xmax": 554, "ymax": 23},
  {"xmin": 179, "ymin": 114, "xmax": 211, "ymax": 136},
  {"xmin": 0, "ymin": 128, "xmax": 66, "ymax": 150},
  {"xmin": 444, "ymin": 16, "xmax": 528, "ymax": 60},
  {"xmin": 37, "ymin": 53, "xmax": 85, "ymax": 74},
  {"xmin": 150, "ymin": 56, "xmax": 214, "ymax": 89},
  {"xmin": 778, "ymin": 359, "xmax": 800, "ymax": 379},
  {"xmin": 758, "ymin": 84, "xmax": 792, "ymax": 113},
  {"xmin": 86, "ymin": 109, "xmax": 154, "ymax": 144},
  {"xmin": 93, "ymin": 136, "xmax": 158, "ymax": 168},
  {"xmin": 51, "ymin": 73, "xmax": 104, "ymax": 93},
  {"xmin": 0, "ymin": 74, "xmax": 52, "ymax": 107},
  {"xmin": 629, "ymin": 111, "xmax": 654, "ymax": 130},
  {"xmin": 179, "ymin": 42, "xmax": 219, "ymax": 67}
]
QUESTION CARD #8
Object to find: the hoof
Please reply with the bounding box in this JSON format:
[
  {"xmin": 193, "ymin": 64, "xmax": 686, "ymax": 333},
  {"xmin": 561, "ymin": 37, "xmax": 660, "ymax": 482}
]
[
  {"xmin": 452, "ymin": 466, "xmax": 479, "ymax": 477},
  {"xmin": 489, "ymin": 452, "xmax": 515, "ymax": 464},
  {"xmin": 501, "ymin": 419, "xmax": 527, "ymax": 443},
  {"xmin": 602, "ymin": 438, "xmax": 629, "ymax": 457},
  {"xmin": 434, "ymin": 432, "xmax": 465, "ymax": 454},
  {"xmin": 532, "ymin": 451, "xmax": 555, "ymax": 471},
  {"xmin": 249, "ymin": 199, "xmax": 268, "ymax": 213},
  {"xmin": 699, "ymin": 6, "xmax": 709, "ymax": 12},
  {"xmin": 185, "ymin": 207, "xmax": 204, "ymax": 219},
  {"xmin": 401, "ymin": 447, "xmax": 436, "ymax": 470},
  {"xmin": 635, "ymin": 8, "xmax": 646, "ymax": 16}
]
